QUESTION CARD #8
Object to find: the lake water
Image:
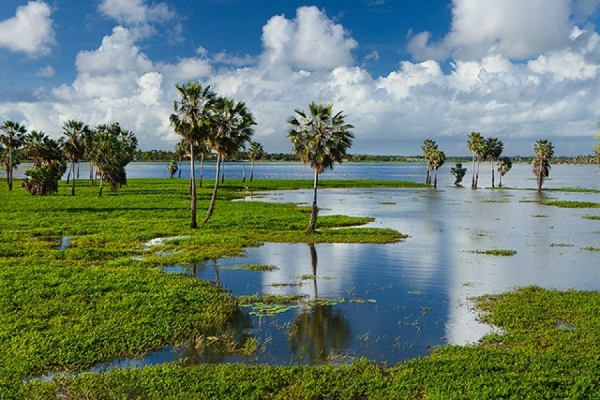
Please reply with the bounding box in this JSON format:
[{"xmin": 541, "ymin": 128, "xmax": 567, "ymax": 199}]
[{"xmin": 19, "ymin": 162, "xmax": 600, "ymax": 370}]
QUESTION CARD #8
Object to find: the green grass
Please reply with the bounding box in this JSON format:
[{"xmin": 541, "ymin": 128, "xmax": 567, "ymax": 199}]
[
  {"xmin": 541, "ymin": 200, "xmax": 600, "ymax": 208},
  {"xmin": 4, "ymin": 178, "xmax": 600, "ymax": 398}
]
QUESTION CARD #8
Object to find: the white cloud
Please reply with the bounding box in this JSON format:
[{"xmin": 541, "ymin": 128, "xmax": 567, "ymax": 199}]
[
  {"xmin": 0, "ymin": 1, "xmax": 55, "ymax": 57},
  {"xmin": 4, "ymin": 4, "xmax": 600, "ymax": 156},
  {"xmin": 260, "ymin": 6, "xmax": 357, "ymax": 71},
  {"xmin": 36, "ymin": 65, "xmax": 55, "ymax": 77},
  {"xmin": 409, "ymin": 0, "xmax": 573, "ymax": 61},
  {"xmin": 98, "ymin": 0, "xmax": 174, "ymax": 25}
]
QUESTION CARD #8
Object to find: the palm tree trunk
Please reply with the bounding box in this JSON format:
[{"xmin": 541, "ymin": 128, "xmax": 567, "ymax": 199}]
[
  {"xmin": 66, "ymin": 170, "xmax": 71, "ymax": 185},
  {"xmin": 242, "ymin": 164, "xmax": 246, "ymax": 183},
  {"xmin": 221, "ymin": 158, "xmax": 225, "ymax": 183},
  {"xmin": 537, "ymin": 163, "xmax": 543, "ymax": 192},
  {"xmin": 98, "ymin": 175, "xmax": 103, "ymax": 197},
  {"xmin": 199, "ymin": 153, "xmax": 204, "ymax": 188},
  {"xmin": 71, "ymin": 160, "xmax": 76, "ymax": 196},
  {"xmin": 499, "ymin": 172, "xmax": 503, "ymax": 188},
  {"xmin": 203, "ymin": 154, "xmax": 221, "ymax": 224},
  {"xmin": 250, "ymin": 161, "xmax": 254, "ymax": 182},
  {"xmin": 306, "ymin": 170, "xmax": 319, "ymax": 233},
  {"xmin": 471, "ymin": 154, "xmax": 476, "ymax": 189},
  {"xmin": 491, "ymin": 161, "xmax": 495, "ymax": 188},
  {"xmin": 433, "ymin": 167, "xmax": 438, "ymax": 189},
  {"xmin": 178, "ymin": 155, "xmax": 182, "ymax": 178},
  {"xmin": 190, "ymin": 144, "xmax": 197, "ymax": 229},
  {"xmin": 8, "ymin": 147, "xmax": 13, "ymax": 191},
  {"xmin": 425, "ymin": 168, "xmax": 430, "ymax": 185}
]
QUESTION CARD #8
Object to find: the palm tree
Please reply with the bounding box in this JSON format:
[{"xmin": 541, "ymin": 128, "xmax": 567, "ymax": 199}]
[
  {"xmin": 497, "ymin": 157, "xmax": 512, "ymax": 188},
  {"xmin": 174, "ymin": 139, "xmax": 187, "ymax": 178},
  {"xmin": 421, "ymin": 139, "xmax": 438, "ymax": 185},
  {"xmin": 451, "ymin": 163, "xmax": 467, "ymax": 185},
  {"xmin": 467, "ymin": 132, "xmax": 485, "ymax": 189},
  {"xmin": 485, "ymin": 137, "xmax": 503, "ymax": 188},
  {"xmin": 247, "ymin": 141, "xmax": 264, "ymax": 182},
  {"xmin": 61, "ymin": 120, "xmax": 88, "ymax": 196},
  {"xmin": 429, "ymin": 148, "xmax": 445, "ymax": 189},
  {"xmin": 170, "ymin": 82, "xmax": 217, "ymax": 229},
  {"xmin": 0, "ymin": 120, "xmax": 27, "ymax": 191},
  {"xmin": 22, "ymin": 131, "xmax": 66, "ymax": 195},
  {"xmin": 203, "ymin": 96, "xmax": 255, "ymax": 224},
  {"xmin": 167, "ymin": 158, "xmax": 178, "ymax": 178},
  {"xmin": 288, "ymin": 102, "xmax": 354, "ymax": 233},
  {"xmin": 532, "ymin": 139, "xmax": 554, "ymax": 192},
  {"xmin": 89, "ymin": 123, "xmax": 138, "ymax": 197}
]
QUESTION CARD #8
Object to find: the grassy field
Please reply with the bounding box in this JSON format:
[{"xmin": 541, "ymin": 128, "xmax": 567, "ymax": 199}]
[{"xmin": 2, "ymin": 177, "xmax": 600, "ymax": 398}]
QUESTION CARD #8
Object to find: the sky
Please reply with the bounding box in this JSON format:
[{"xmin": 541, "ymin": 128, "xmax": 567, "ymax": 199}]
[{"xmin": 2, "ymin": 0, "xmax": 600, "ymax": 156}]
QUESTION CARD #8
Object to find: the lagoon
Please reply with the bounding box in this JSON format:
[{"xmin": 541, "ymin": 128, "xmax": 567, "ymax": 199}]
[{"xmin": 75, "ymin": 161, "xmax": 600, "ymax": 369}]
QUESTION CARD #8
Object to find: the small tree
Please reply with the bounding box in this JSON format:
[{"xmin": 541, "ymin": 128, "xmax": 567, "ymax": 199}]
[
  {"xmin": 451, "ymin": 163, "xmax": 467, "ymax": 185},
  {"xmin": 467, "ymin": 132, "xmax": 486, "ymax": 189},
  {"xmin": 22, "ymin": 131, "xmax": 66, "ymax": 195},
  {"xmin": 485, "ymin": 137, "xmax": 503, "ymax": 188},
  {"xmin": 0, "ymin": 120, "xmax": 26, "ymax": 191},
  {"xmin": 168, "ymin": 158, "xmax": 178, "ymax": 178}
]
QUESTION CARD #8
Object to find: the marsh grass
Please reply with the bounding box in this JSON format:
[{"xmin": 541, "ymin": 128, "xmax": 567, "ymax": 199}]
[
  {"xmin": 542, "ymin": 200, "xmax": 600, "ymax": 208},
  {"xmin": 467, "ymin": 249, "xmax": 517, "ymax": 256}
]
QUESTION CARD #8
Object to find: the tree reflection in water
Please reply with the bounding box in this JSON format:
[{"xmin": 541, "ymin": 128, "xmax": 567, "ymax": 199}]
[{"xmin": 289, "ymin": 244, "xmax": 351, "ymax": 364}]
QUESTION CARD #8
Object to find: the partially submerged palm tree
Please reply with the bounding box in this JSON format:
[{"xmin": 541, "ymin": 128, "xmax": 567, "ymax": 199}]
[
  {"xmin": 287, "ymin": 102, "xmax": 354, "ymax": 233},
  {"xmin": 497, "ymin": 157, "xmax": 512, "ymax": 188},
  {"xmin": 485, "ymin": 137, "xmax": 503, "ymax": 188},
  {"xmin": 532, "ymin": 139, "xmax": 554, "ymax": 191},
  {"xmin": 429, "ymin": 148, "xmax": 445, "ymax": 189},
  {"xmin": 467, "ymin": 132, "xmax": 486, "ymax": 189},
  {"xmin": 170, "ymin": 82, "xmax": 216, "ymax": 228},
  {"xmin": 203, "ymin": 96, "xmax": 255, "ymax": 224},
  {"xmin": 0, "ymin": 120, "xmax": 27, "ymax": 191},
  {"xmin": 421, "ymin": 139, "xmax": 438, "ymax": 185}
]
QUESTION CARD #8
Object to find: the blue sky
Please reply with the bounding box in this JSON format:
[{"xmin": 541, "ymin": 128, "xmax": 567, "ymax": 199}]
[{"xmin": 2, "ymin": 0, "xmax": 600, "ymax": 156}]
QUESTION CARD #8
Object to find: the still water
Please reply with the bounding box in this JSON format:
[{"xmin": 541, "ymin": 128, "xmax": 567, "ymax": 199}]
[{"xmin": 35, "ymin": 162, "xmax": 600, "ymax": 370}]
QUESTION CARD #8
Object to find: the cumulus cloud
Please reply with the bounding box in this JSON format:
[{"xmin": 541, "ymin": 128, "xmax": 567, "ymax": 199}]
[
  {"xmin": 409, "ymin": 0, "xmax": 573, "ymax": 61},
  {"xmin": 98, "ymin": 0, "xmax": 174, "ymax": 25},
  {"xmin": 260, "ymin": 6, "xmax": 357, "ymax": 71},
  {"xmin": 5, "ymin": 4, "xmax": 600, "ymax": 156},
  {"xmin": 0, "ymin": 1, "xmax": 55, "ymax": 57}
]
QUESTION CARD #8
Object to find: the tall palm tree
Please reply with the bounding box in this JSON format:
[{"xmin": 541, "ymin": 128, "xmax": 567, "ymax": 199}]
[
  {"xmin": 429, "ymin": 148, "xmax": 445, "ymax": 189},
  {"xmin": 485, "ymin": 137, "xmax": 503, "ymax": 188},
  {"xmin": 421, "ymin": 139, "xmax": 438, "ymax": 185},
  {"xmin": 497, "ymin": 156, "xmax": 512, "ymax": 188},
  {"xmin": 288, "ymin": 102, "xmax": 354, "ymax": 233},
  {"xmin": 532, "ymin": 139, "xmax": 554, "ymax": 192},
  {"xmin": 170, "ymin": 82, "xmax": 216, "ymax": 229},
  {"xmin": 467, "ymin": 132, "xmax": 485, "ymax": 189},
  {"xmin": 0, "ymin": 120, "xmax": 27, "ymax": 191},
  {"xmin": 247, "ymin": 141, "xmax": 264, "ymax": 182},
  {"xmin": 61, "ymin": 120, "xmax": 88, "ymax": 195},
  {"xmin": 203, "ymin": 96, "xmax": 255, "ymax": 224}
]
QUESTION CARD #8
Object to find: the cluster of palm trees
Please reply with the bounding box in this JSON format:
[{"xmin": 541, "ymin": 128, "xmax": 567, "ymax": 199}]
[
  {"xmin": 423, "ymin": 134, "xmax": 556, "ymax": 191},
  {"xmin": 169, "ymin": 82, "xmax": 256, "ymax": 228},
  {"xmin": 0, "ymin": 119, "xmax": 137, "ymax": 196}
]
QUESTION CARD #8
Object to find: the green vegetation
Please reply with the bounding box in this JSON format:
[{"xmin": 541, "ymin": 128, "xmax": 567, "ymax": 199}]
[
  {"xmin": 0, "ymin": 177, "xmax": 407, "ymax": 397},
  {"xmin": 22, "ymin": 286, "xmax": 600, "ymax": 398},
  {"xmin": 541, "ymin": 200, "xmax": 600, "ymax": 208},
  {"xmin": 468, "ymin": 249, "xmax": 517, "ymax": 256}
]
